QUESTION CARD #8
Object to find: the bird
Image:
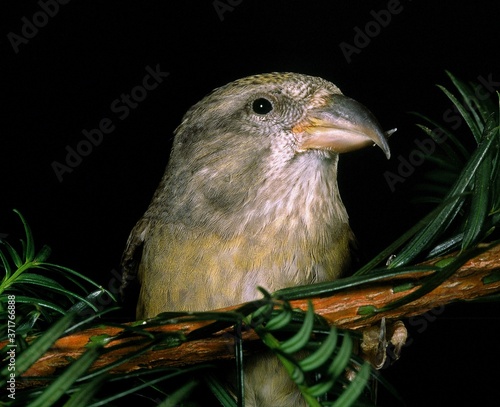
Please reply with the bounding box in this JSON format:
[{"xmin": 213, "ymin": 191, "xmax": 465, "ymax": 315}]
[{"xmin": 121, "ymin": 72, "xmax": 391, "ymax": 406}]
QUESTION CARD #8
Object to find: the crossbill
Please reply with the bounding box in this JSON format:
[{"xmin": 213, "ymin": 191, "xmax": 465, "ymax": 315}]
[{"xmin": 121, "ymin": 72, "xmax": 391, "ymax": 406}]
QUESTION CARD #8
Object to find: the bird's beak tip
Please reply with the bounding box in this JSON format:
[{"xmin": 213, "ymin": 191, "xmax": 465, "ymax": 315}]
[
  {"xmin": 297, "ymin": 95, "xmax": 393, "ymax": 159},
  {"xmin": 381, "ymin": 128, "xmax": 397, "ymax": 160}
]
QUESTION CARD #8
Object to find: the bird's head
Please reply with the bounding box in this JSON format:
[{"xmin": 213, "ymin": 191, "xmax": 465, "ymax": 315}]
[
  {"xmin": 158, "ymin": 72, "xmax": 391, "ymax": 234},
  {"xmin": 174, "ymin": 72, "xmax": 390, "ymax": 158}
]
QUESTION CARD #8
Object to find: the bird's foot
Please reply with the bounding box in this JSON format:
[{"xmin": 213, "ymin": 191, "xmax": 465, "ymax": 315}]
[{"xmin": 360, "ymin": 318, "xmax": 407, "ymax": 369}]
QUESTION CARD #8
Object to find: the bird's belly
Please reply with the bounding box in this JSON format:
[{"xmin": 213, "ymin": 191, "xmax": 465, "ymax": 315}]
[{"xmin": 137, "ymin": 225, "xmax": 351, "ymax": 318}]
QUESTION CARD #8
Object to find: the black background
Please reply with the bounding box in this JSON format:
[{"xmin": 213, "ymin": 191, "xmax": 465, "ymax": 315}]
[{"xmin": 2, "ymin": 1, "xmax": 500, "ymax": 405}]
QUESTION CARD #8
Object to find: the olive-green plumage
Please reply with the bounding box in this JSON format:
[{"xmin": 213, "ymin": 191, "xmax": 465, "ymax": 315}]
[{"xmin": 121, "ymin": 72, "xmax": 390, "ymax": 406}]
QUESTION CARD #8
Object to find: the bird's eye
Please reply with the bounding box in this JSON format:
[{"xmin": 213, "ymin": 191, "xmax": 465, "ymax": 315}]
[{"xmin": 252, "ymin": 98, "xmax": 273, "ymax": 115}]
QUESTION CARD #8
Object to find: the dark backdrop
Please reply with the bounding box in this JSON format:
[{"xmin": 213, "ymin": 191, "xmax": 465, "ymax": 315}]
[{"xmin": 2, "ymin": 1, "xmax": 500, "ymax": 405}]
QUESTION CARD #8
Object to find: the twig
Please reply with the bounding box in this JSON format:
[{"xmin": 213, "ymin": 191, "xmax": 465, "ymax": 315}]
[{"xmin": 12, "ymin": 242, "xmax": 500, "ymax": 387}]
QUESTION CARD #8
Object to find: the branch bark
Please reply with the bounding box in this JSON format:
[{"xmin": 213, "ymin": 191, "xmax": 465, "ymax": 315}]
[{"xmin": 12, "ymin": 242, "xmax": 500, "ymax": 387}]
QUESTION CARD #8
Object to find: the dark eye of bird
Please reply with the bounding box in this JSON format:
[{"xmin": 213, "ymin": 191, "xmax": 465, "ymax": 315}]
[{"xmin": 252, "ymin": 98, "xmax": 273, "ymax": 115}]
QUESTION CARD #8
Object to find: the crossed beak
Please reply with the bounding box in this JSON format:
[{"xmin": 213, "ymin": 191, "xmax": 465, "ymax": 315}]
[{"xmin": 296, "ymin": 94, "xmax": 392, "ymax": 159}]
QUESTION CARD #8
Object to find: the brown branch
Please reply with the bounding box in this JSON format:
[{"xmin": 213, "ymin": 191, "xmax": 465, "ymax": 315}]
[{"xmin": 12, "ymin": 242, "xmax": 500, "ymax": 388}]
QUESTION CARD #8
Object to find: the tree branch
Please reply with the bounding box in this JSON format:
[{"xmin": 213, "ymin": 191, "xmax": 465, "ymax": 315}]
[{"xmin": 13, "ymin": 242, "xmax": 500, "ymax": 387}]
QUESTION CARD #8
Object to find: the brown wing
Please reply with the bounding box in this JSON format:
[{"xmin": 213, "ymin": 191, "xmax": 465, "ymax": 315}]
[{"xmin": 119, "ymin": 217, "xmax": 150, "ymax": 300}]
